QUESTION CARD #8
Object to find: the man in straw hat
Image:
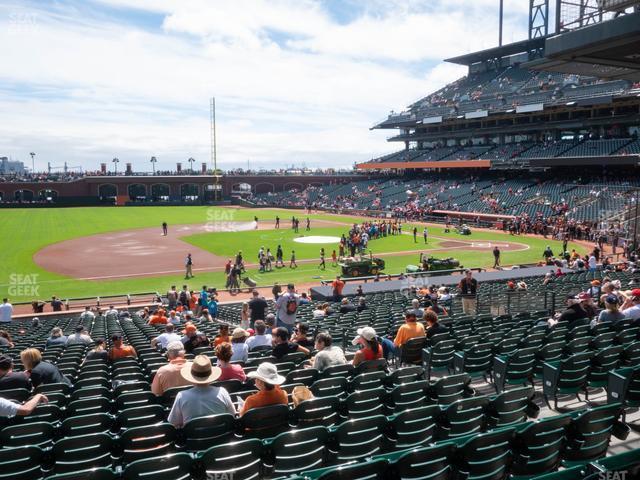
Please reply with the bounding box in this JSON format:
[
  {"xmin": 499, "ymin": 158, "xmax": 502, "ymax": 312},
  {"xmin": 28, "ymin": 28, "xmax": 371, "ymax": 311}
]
[
  {"xmin": 167, "ymin": 354, "xmax": 235, "ymax": 428},
  {"xmin": 239, "ymin": 362, "xmax": 287, "ymax": 416}
]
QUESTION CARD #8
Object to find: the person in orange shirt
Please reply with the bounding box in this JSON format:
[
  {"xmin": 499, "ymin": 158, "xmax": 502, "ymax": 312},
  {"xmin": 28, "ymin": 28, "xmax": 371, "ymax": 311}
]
[
  {"xmin": 148, "ymin": 309, "xmax": 168, "ymax": 325},
  {"xmin": 393, "ymin": 311, "xmax": 425, "ymax": 349},
  {"xmin": 108, "ymin": 334, "xmax": 137, "ymax": 360},
  {"xmin": 240, "ymin": 362, "xmax": 287, "ymax": 416},
  {"xmin": 331, "ymin": 275, "xmax": 345, "ymax": 302},
  {"xmin": 212, "ymin": 324, "xmax": 230, "ymax": 347},
  {"xmin": 151, "ymin": 341, "xmax": 190, "ymax": 396}
]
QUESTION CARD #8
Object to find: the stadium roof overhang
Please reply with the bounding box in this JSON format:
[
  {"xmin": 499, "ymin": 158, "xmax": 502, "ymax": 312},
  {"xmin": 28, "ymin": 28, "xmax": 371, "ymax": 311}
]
[
  {"xmin": 445, "ymin": 38, "xmax": 546, "ymax": 66},
  {"xmin": 355, "ymin": 160, "xmax": 491, "ymax": 170},
  {"xmin": 525, "ymin": 12, "xmax": 640, "ymax": 81}
]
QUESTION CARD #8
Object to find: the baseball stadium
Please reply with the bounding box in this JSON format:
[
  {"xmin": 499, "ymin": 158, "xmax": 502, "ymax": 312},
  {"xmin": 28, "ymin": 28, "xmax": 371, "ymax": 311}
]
[{"xmin": 1, "ymin": 1, "xmax": 640, "ymax": 479}]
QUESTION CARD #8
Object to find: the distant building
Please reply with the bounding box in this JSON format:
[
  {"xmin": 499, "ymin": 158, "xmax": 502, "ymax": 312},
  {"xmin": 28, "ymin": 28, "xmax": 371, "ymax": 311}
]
[{"xmin": 0, "ymin": 157, "xmax": 26, "ymax": 174}]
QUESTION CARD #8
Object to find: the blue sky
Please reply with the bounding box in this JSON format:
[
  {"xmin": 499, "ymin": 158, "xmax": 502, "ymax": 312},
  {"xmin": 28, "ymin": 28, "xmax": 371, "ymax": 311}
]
[{"xmin": 0, "ymin": 0, "xmax": 531, "ymax": 172}]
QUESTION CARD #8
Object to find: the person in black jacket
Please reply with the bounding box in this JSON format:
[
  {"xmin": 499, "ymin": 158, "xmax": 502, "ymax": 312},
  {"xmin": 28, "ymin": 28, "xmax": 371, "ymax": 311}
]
[
  {"xmin": 20, "ymin": 348, "xmax": 71, "ymax": 388},
  {"xmin": 424, "ymin": 310, "xmax": 448, "ymax": 339},
  {"xmin": 0, "ymin": 354, "xmax": 31, "ymax": 391},
  {"xmin": 458, "ymin": 270, "xmax": 478, "ymax": 315},
  {"xmin": 557, "ymin": 294, "xmax": 590, "ymax": 330}
]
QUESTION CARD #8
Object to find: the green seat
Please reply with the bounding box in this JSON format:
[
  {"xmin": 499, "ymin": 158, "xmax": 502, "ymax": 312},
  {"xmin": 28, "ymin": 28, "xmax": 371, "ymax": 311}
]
[
  {"xmin": 319, "ymin": 364, "xmax": 353, "ymax": 379},
  {"xmin": 390, "ymin": 442, "xmax": 454, "ymax": 480},
  {"xmin": 427, "ymin": 373, "xmax": 473, "ymax": 404},
  {"xmin": 398, "ymin": 336, "xmax": 427, "ymax": 366},
  {"xmin": 122, "ymin": 452, "xmax": 192, "ymax": 480},
  {"xmin": 528, "ymin": 466, "xmax": 588, "ymax": 480},
  {"xmin": 302, "ymin": 458, "xmax": 388, "ymax": 479},
  {"xmin": 485, "ymin": 385, "xmax": 537, "ymax": 428},
  {"xmin": 422, "ymin": 340, "xmax": 456, "ymax": 379},
  {"xmin": 492, "ymin": 346, "xmax": 537, "ymax": 393},
  {"xmin": 344, "ymin": 387, "xmax": 386, "ymax": 418},
  {"xmin": 239, "ymin": 404, "xmax": 290, "ymax": 439},
  {"xmin": 43, "ymin": 468, "xmax": 117, "ymax": 480},
  {"xmin": 589, "ymin": 449, "xmax": 640, "ymax": 477},
  {"xmin": 511, "ymin": 414, "xmax": 572, "ymax": 478},
  {"xmin": 0, "ymin": 421, "xmax": 55, "ymax": 449},
  {"xmin": 21, "ymin": 404, "xmax": 62, "ymax": 424},
  {"xmin": 0, "ymin": 388, "xmax": 30, "ymax": 402},
  {"xmin": 311, "ymin": 377, "xmax": 349, "ymax": 400},
  {"xmin": 563, "ymin": 403, "xmax": 628, "ymax": 466},
  {"xmin": 387, "ymin": 380, "xmax": 430, "ymax": 413},
  {"xmin": 588, "ymin": 345, "xmax": 623, "ymax": 389},
  {"xmin": 386, "ymin": 366, "xmax": 424, "ymax": 386},
  {"xmin": 452, "ymin": 342, "xmax": 493, "ymax": 380},
  {"xmin": 437, "ymin": 396, "xmax": 490, "ymax": 439},
  {"xmin": 200, "ymin": 438, "xmax": 263, "ymax": 480},
  {"xmin": 51, "ymin": 432, "xmax": 113, "ymax": 474},
  {"xmin": 293, "ymin": 396, "xmax": 340, "ymax": 428},
  {"xmin": 119, "ymin": 423, "xmax": 176, "ymax": 465},
  {"xmin": 387, "ymin": 405, "xmax": 440, "ymax": 450},
  {"xmin": 455, "ymin": 427, "xmax": 516, "ymax": 480},
  {"xmin": 0, "ymin": 445, "xmax": 44, "ymax": 480},
  {"xmin": 329, "ymin": 415, "xmax": 387, "ymax": 464},
  {"xmin": 622, "ymin": 340, "xmax": 640, "ymax": 365},
  {"xmin": 285, "ymin": 368, "xmax": 319, "ymax": 386},
  {"xmin": 265, "ymin": 426, "xmax": 329, "ymax": 477},
  {"xmin": 534, "ymin": 341, "xmax": 565, "ymax": 379},
  {"xmin": 542, "ymin": 352, "xmax": 594, "ymax": 410},
  {"xmin": 116, "ymin": 404, "xmax": 165, "ymax": 430},
  {"xmin": 66, "ymin": 396, "xmax": 112, "ymax": 417},
  {"xmin": 607, "ymin": 365, "xmax": 640, "ymax": 408},
  {"xmin": 349, "ymin": 371, "xmax": 386, "ymax": 392},
  {"xmin": 180, "ymin": 413, "xmax": 236, "ymax": 452},
  {"xmin": 59, "ymin": 413, "xmax": 112, "ymax": 437},
  {"xmin": 115, "ymin": 391, "xmax": 157, "ymax": 411}
]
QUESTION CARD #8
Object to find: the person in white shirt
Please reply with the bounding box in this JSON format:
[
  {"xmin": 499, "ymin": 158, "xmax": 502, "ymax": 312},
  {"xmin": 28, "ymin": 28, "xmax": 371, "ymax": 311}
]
[
  {"xmin": 66, "ymin": 325, "xmax": 93, "ymax": 346},
  {"xmin": 0, "ymin": 299, "xmax": 13, "ymax": 324},
  {"xmin": 151, "ymin": 323, "xmax": 182, "ymax": 351},
  {"xmin": 621, "ymin": 289, "xmax": 640, "ymax": 321},
  {"xmin": 105, "ymin": 306, "xmax": 119, "ymax": 320},
  {"xmin": 246, "ymin": 320, "xmax": 272, "ymax": 351},
  {"xmin": 588, "ymin": 255, "xmax": 597, "ymax": 272},
  {"xmin": 79, "ymin": 306, "xmax": 95, "ymax": 322}
]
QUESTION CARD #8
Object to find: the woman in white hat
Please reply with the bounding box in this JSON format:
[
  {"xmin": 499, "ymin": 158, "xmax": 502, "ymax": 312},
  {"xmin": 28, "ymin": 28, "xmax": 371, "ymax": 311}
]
[
  {"xmin": 240, "ymin": 362, "xmax": 287, "ymax": 416},
  {"xmin": 167, "ymin": 355, "xmax": 236, "ymax": 428},
  {"xmin": 351, "ymin": 326, "xmax": 383, "ymax": 367},
  {"xmin": 230, "ymin": 327, "xmax": 250, "ymax": 363}
]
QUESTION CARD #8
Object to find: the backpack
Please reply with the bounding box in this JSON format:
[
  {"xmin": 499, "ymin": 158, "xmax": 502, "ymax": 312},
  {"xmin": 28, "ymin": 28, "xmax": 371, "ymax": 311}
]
[{"xmin": 285, "ymin": 295, "xmax": 298, "ymax": 315}]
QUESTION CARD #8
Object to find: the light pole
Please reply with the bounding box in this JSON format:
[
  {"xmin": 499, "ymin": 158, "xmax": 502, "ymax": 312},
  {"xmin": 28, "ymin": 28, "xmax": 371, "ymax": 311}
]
[
  {"xmin": 112, "ymin": 157, "xmax": 119, "ymax": 174},
  {"xmin": 150, "ymin": 156, "xmax": 157, "ymax": 174},
  {"xmin": 29, "ymin": 152, "xmax": 35, "ymax": 173},
  {"xmin": 188, "ymin": 157, "xmax": 195, "ymax": 173}
]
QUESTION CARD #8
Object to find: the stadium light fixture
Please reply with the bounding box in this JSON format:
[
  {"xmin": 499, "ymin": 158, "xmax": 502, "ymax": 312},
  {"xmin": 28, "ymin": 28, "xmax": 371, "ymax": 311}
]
[
  {"xmin": 29, "ymin": 152, "xmax": 35, "ymax": 173},
  {"xmin": 188, "ymin": 157, "xmax": 195, "ymax": 173},
  {"xmin": 112, "ymin": 157, "xmax": 119, "ymax": 174},
  {"xmin": 150, "ymin": 156, "xmax": 157, "ymax": 174}
]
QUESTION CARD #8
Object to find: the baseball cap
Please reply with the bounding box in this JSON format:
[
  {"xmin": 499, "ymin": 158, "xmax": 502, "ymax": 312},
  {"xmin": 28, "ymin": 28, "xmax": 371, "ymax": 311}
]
[
  {"xmin": 0, "ymin": 354, "xmax": 12, "ymax": 370},
  {"xmin": 182, "ymin": 323, "xmax": 197, "ymax": 335},
  {"xmin": 605, "ymin": 294, "xmax": 619, "ymax": 304},
  {"xmin": 576, "ymin": 292, "xmax": 591, "ymax": 301},
  {"xmin": 591, "ymin": 280, "xmax": 601, "ymax": 286},
  {"xmin": 352, "ymin": 326, "xmax": 376, "ymax": 345},
  {"xmin": 75, "ymin": 325, "xmax": 85, "ymax": 333}
]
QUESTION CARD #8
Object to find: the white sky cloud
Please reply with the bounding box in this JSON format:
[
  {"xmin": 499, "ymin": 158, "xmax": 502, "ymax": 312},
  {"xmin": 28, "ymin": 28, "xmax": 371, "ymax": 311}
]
[{"xmin": 0, "ymin": 0, "xmax": 529, "ymax": 171}]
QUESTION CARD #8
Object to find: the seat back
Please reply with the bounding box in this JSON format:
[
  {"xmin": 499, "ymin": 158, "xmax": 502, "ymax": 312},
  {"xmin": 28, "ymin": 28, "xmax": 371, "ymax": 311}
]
[
  {"xmin": 200, "ymin": 439, "xmax": 263, "ymax": 480},
  {"xmin": 439, "ymin": 396, "xmax": 490, "ymax": 439},
  {"xmin": 267, "ymin": 426, "xmax": 329, "ymax": 477},
  {"xmin": 119, "ymin": 423, "xmax": 176, "ymax": 465},
  {"xmin": 388, "ymin": 380, "xmax": 429, "ymax": 413},
  {"xmin": 388, "ymin": 405, "xmax": 440, "ymax": 451},
  {"xmin": 240, "ymin": 404, "xmax": 290, "ymax": 439},
  {"xmin": 423, "ymin": 340, "xmax": 456, "ymax": 378},
  {"xmin": 400, "ymin": 336, "xmax": 427, "ymax": 365},
  {"xmin": 122, "ymin": 452, "xmax": 192, "ymax": 480},
  {"xmin": 311, "ymin": 377, "xmax": 349, "ymax": 400},
  {"xmin": 303, "ymin": 458, "xmax": 389, "ymax": 480},
  {"xmin": 428, "ymin": 373, "xmax": 471, "ymax": 404},
  {"xmin": 0, "ymin": 445, "xmax": 44, "ymax": 480},
  {"xmin": 293, "ymin": 396, "xmax": 340, "ymax": 427},
  {"xmin": 564, "ymin": 403, "xmax": 626, "ymax": 463},
  {"xmin": 333, "ymin": 415, "xmax": 387, "ymax": 463},
  {"xmin": 457, "ymin": 427, "xmax": 516, "ymax": 480},
  {"xmin": 486, "ymin": 386, "xmax": 536, "ymax": 428},
  {"xmin": 52, "ymin": 432, "xmax": 113, "ymax": 474},
  {"xmin": 345, "ymin": 387, "xmax": 386, "ymax": 418},
  {"xmin": 181, "ymin": 414, "xmax": 236, "ymax": 452},
  {"xmin": 392, "ymin": 442, "xmax": 454, "ymax": 480},
  {"xmin": 350, "ymin": 371, "xmax": 386, "ymax": 392}
]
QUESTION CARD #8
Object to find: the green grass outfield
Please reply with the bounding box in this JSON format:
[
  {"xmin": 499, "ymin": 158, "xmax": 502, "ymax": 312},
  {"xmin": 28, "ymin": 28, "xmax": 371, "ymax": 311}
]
[{"xmin": 0, "ymin": 206, "xmax": 585, "ymax": 302}]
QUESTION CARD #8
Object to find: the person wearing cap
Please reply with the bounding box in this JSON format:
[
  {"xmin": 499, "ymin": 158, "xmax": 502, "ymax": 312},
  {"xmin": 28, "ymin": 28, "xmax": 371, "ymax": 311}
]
[
  {"xmin": 557, "ymin": 294, "xmax": 590, "ymax": 329},
  {"xmin": 215, "ymin": 342, "xmax": 247, "ymax": 382},
  {"xmin": 0, "ymin": 393, "xmax": 48, "ymax": 418},
  {"xmin": 579, "ymin": 292, "xmax": 597, "ymax": 319},
  {"xmin": 0, "ymin": 354, "xmax": 31, "ymax": 391},
  {"xmin": 151, "ymin": 341, "xmax": 190, "ymax": 396},
  {"xmin": 151, "ymin": 323, "xmax": 181, "ymax": 351},
  {"xmin": 311, "ymin": 332, "xmax": 346, "ymax": 372},
  {"xmin": 352, "ymin": 327, "xmax": 383, "ymax": 366},
  {"xmin": 67, "ymin": 325, "xmax": 93, "ymax": 346},
  {"xmin": 181, "ymin": 323, "xmax": 209, "ymax": 353},
  {"xmin": 621, "ymin": 288, "xmax": 640, "ymax": 322},
  {"xmin": 108, "ymin": 334, "xmax": 137, "ymax": 360},
  {"xmin": 246, "ymin": 320, "xmax": 272, "ymax": 351},
  {"xmin": 240, "ymin": 362, "xmax": 287, "ymax": 416},
  {"xmin": 272, "ymin": 327, "xmax": 309, "ymax": 360},
  {"xmin": 596, "ymin": 294, "xmax": 626, "ymax": 326},
  {"xmin": 45, "ymin": 327, "xmax": 68, "ymax": 347},
  {"xmin": 393, "ymin": 311, "xmax": 426, "ymax": 348},
  {"xmin": 84, "ymin": 339, "xmax": 109, "ymax": 363},
  {"xmin": 21, "ymin": 348, "xmax": 71, "ymax": 387},
  {"xmin": 230, "ymin": 328, "xmax": 250, "ymax": 363},
  {"xmin": 587, "ymin": 280, "xmax": 601, "ymax": 298},
  {"xmin": 275, "ymin": 284, "xmax": 300, "ymax": 333},
  {"xmin": 167, "ymin": 354, "xmax": 236, "ymax": 427},
  {"xmin": 457, "ymin": 270, "xmax": 478, "ymax": 315}
]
